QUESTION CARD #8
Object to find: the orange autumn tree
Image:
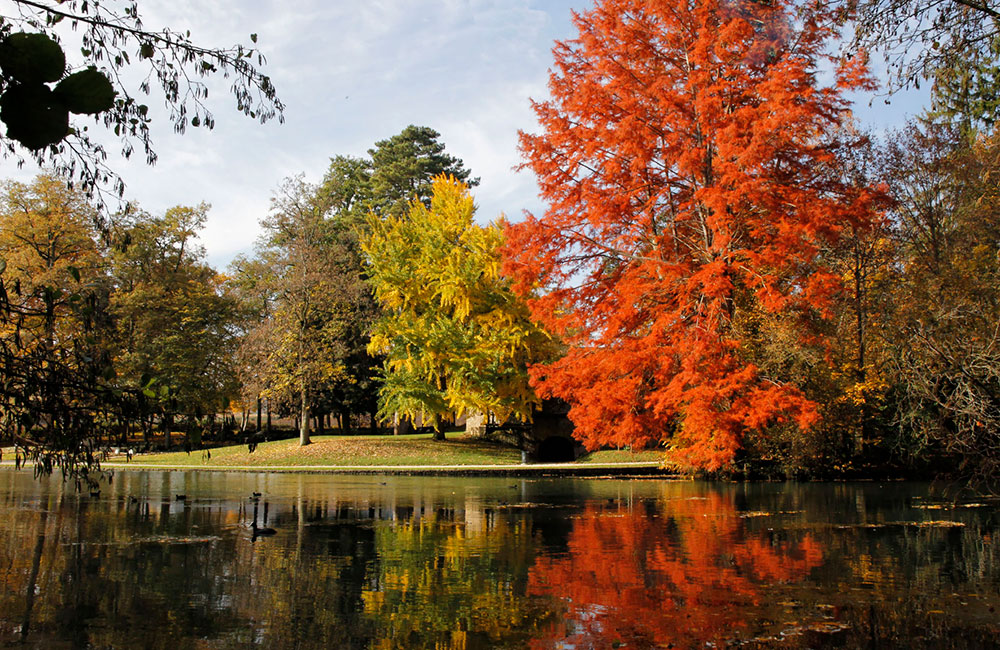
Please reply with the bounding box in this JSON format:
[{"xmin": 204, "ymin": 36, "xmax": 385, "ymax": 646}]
[{"xmin": 504, "ymin": 0, "xmax": 883, "ymax": 470}]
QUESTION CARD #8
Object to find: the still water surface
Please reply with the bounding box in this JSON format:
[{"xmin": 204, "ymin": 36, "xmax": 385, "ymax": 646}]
[{"xmin": 1, "ymin": 470, "xmax": 998, "ymax": 649}]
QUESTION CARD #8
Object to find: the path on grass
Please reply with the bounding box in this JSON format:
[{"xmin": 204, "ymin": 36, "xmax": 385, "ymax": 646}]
[{"xmin": 95, "ymin": 460, "xmax": 668, "ymax": 477}]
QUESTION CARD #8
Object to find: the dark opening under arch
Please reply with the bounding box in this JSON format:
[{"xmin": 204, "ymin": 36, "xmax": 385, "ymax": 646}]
[{"xmin": 536, "ymin": 436, "xmax": 576, "ymax": 463}]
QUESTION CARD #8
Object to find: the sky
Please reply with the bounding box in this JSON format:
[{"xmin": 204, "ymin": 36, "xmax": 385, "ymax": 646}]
[{"xmin": 10, "ymin": 0, "xmax": 928, "ymax": 269}]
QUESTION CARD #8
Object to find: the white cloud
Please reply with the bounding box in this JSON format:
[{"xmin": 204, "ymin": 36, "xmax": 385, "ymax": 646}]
[
  {"xmin": 6, "ymin": 0, "xmax": 581, "ymax": 268},
  {"xmin": 6, "ymin": 0, "xmax": 927, "ymax": 270}
]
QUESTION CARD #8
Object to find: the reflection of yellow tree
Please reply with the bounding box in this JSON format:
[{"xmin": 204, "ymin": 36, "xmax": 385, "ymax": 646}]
[
  {"xmin": 527, "ymin": 494, "xmax": 823, "ymax": 649},
  {"xmin": 364, "ymin": 514, "xmax": 558, "ymax": 650},
  {"xmin": 228, "ymin": 534, "xmax": 363, "ymax": 647},
  {"xmin": 0, "ymin": 494, "xmax": 62, "ymax": 645}
]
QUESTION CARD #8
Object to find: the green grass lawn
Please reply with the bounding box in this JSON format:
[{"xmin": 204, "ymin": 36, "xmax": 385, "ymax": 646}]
[
  {"xmin": 112, "ymin": 433, "xmax": 663, "ymax": 468},
  {"xmin": 577, "ymin": 448, "xmax": 665, "ymax": 464},
  {"xmin": 121, "ymin": 432, "xmax": 523, "ymax": 467}
]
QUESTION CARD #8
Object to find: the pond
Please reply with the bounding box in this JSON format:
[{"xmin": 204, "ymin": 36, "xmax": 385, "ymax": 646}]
[{"xmin": 0, "ymin": 470, "xmax": 998, "ymax": 649}]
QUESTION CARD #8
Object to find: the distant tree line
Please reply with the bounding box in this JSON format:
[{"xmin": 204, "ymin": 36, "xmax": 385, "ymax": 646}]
[{"xmin": 0, "ymin": 125, "xmax": 550, "ymax": 484}]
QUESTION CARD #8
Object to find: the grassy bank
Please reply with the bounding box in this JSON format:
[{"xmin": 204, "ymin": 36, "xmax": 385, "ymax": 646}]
[{"xmin": 112, "ymin": 432, "xmax": 664, "ymax": 468}]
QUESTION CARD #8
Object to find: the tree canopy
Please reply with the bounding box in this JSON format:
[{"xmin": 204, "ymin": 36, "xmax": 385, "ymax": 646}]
[
  {"xmin": 0, "ymin": 174, "xmax": 115, "ymax": 482},
  {"xmin": 232, "ymin": 175, "xmax": 377, "ymax": 446},
  {"xmin": 364, "ymin": 175, "xmax": 554, "ymax": 436},
  {"xmin": 318, "ymin": 125, "xmax": 478, "ymax": 226},
  {"xmin": 365, "ymin": 125, "xmax": 479, "ymax": 217},
  {"xmin": 109, "ymin": 203, "xmax": 238, "ymax": 442},
  {"xmin": 505, "ymin": 0, "xmax": 883, "ymax": 470}
]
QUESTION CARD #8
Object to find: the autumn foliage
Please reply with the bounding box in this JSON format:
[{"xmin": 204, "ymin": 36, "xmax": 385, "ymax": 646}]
[
  {"xmin": 528, "ymin": 496, "xmax": 823, "ymax": 648},
  {"xmin": 363, "ymin": 175, "xmax": 555, "ymax": 428},
  {"xmin": 504, "ymin": 0, "xmax": 883, "ymax": 469}
]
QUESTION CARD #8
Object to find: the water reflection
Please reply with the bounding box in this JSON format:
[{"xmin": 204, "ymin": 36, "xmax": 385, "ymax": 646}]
[
  {"xmin": 0, "ymin": 472, "xmax": 997, "ymax": 649},
  {"xmin": 527, "ymin": 494, "xmax": 824, "ymax": 648}
]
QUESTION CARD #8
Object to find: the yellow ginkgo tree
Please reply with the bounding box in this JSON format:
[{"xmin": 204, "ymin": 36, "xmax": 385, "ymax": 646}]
[{"xmin": 362, "ymin": 175, "xmax": 554, "ymax": 440}]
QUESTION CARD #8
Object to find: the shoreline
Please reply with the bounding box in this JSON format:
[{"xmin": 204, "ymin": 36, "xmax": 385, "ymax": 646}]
[{"xmin": 0, "ymin": 460, "xmax": 671, "ymax": 478}]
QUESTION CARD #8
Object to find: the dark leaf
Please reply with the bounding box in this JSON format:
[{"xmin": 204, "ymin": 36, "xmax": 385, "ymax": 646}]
[
  {"xmin": 54, "ymin": 67, "xmax": 117, "ymax": 114},
  {"xmin": 0, "ymin": 32, "xmax": 66, "ymax": 83}
]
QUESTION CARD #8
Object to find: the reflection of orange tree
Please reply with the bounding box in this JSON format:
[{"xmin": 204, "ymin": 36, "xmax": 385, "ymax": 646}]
[{"xmin": 527, "ymin": 495, "xmax": 823, "ymax": 649}]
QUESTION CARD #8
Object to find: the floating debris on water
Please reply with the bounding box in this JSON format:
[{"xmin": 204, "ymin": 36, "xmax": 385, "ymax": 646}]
[
  {"xmin": 832, "ymin": 521, "xmax": 965, "ymax": 530},
  {"xmin": 739, "ymin": 510, "xmax": 804, "ymax": 518},
  {"xmin": 64, "ymin": 535, "xmax": 221, "ymax": 547}
]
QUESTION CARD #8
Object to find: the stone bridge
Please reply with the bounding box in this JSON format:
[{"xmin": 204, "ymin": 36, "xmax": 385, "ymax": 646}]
[{"xmin": 465, "ymin": 399, "xmax": 583, "ymax": 463}]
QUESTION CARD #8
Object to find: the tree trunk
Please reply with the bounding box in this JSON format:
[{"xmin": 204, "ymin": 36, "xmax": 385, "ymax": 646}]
[
  {"xmin": 256, "ymin": 397, "xmax": 262, "ymax": 432},
  {"xmin": 20, "ymin": 509, "xmax": 47, "ymax": 643},
  {"xmin": 433, "ymin": 421, "xmax": 446, "ymax": 442},
  {"xmin": 162, "ymin": 413, "xmax": 172, "ymax": 450},
  {"xmin": 855, "ymin": 250, "xmax": 868, "ymax": 458},
  {"xmin": 299, "ymin": 386, "xmax": 311, "ymax": 446},
  {"xmin": 266, "ymin": 401, "xmax": 271, "ymax": 433}
]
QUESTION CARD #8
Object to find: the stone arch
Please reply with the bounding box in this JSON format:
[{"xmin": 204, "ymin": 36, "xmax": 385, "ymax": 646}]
[{"xmin": 536, "ymin": 435, "xmax": 577, "ymax": 463}]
